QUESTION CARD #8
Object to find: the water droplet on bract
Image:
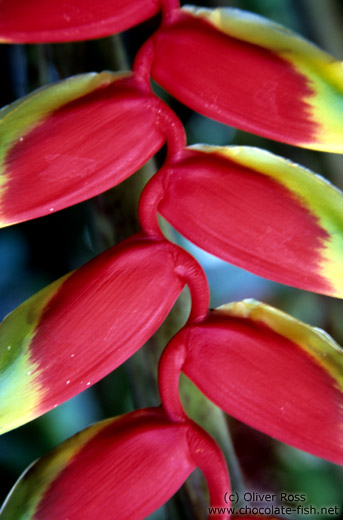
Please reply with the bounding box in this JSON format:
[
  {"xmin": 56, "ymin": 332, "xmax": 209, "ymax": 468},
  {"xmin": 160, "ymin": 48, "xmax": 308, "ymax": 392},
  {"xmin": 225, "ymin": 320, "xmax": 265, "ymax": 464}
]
[
  {"xmin": 66, "ymin": 380, "xmax": 70, "ymax": 385},
  {"xmin": 70, "ymin": 353, "xmax": 75, "ymax": 358},
  {"xmin": 6, "ymin": 345, "xmax": 11, "ymax": 351},
  {"xmin": 49, "ymin": 208, "xmax": 54, "ymax": 212},
  {"xmin": 27, "ymin": 371, "xmax": 31, "ymax": 376},
  {"xmin": 54, "ymin": 404, "xmax": 58, "ymax": 408},
  {"xmin": 19, "ymin": 137, "xmax": 24, "ymax": 142},
  {"xmin": 86, "ymin": 381, "xmax": 91, "ymax": 386}
]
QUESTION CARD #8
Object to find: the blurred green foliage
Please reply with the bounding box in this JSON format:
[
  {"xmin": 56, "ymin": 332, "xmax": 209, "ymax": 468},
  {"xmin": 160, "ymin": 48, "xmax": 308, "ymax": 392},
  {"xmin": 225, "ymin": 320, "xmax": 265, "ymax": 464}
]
[{"xmin": 0, "ymin": 1, "xmax": 342, "ymax": 518}]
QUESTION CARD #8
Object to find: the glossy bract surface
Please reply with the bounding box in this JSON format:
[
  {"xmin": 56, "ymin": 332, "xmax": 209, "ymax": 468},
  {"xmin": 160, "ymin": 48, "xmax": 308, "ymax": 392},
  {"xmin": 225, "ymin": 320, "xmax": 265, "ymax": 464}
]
[
  {"xmin": 151, "ymin": 7, "xmax": 343, "ymax": 152},
  {"xmin": 0, "ymin": 0, "xmax": 160, "ymax": 42},
  {"xmin": 0, "ymin": 72, "xmax": 165, "ymax": 227},
  {"xmin": 0, "ymin": 236, "xmax": 187, "ymax": 433},
  {"xmin": 0, "ymin": 409, "xmax": 196, "ymax": 520},
  {"xmin": 180, "ymin": 300, "xmax": 343, "ymax": 464},
  {"xmin": 158, "ymin": 146, "xmax": 343, "ymax": 297}
]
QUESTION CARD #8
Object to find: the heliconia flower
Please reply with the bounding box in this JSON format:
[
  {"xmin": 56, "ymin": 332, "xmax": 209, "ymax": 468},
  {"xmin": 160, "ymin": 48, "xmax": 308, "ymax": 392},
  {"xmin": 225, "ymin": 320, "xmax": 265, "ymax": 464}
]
[
  {"xmin": 0, "ymin": 0, "xmax": 160, "ymax": 43},
  {"xmin": 0, "ymin": 408, "xmax": 230, "ymax": 520},
  {"xmin": 159, "ymin": 299, "xmax": 343, "ymax": 464},
  {"xmin": 150, "ymin": 6, "xmax": 343, "ymax": 153},
  {"xmin": 0, "ymin": 71, "xmax": 168, "ymax": 229},
  {"xmin": 151, "ymin": 145, "xmax": 343, "ymax": 298},
  {"xmin": 0, "ymin": 233, "xmax": 208, "ymax": 435}
]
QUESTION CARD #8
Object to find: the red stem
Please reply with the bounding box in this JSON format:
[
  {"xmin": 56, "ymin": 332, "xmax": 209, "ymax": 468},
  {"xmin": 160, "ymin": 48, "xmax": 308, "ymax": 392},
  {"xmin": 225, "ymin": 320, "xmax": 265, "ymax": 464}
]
[
  {"xmin": 155, "ymin": 98, "xmax": 187, "ymax": 160},
  {"xmin": 139, "ymin": 169, "xmax": 209, "ymax": 320},
  {"xmin": 159, "ymin": 0, "xmax": 180, "ymax": 23},
  {"xmin": 132, "ymin": 0, "xmax": 186, "ymax": 158},
  {"xmin": 159, "ymin": 332, "xmax": 231, "ymax": 518},
  {"xmin": 158, "ymin": 331, "xmax": 188, "ymax": 422},
  {"xmin": 172, "ymin": 246, "xmax": 210, "ymax": 323},
  {"xmin": 187, "ymin": 423, "xmax": 231, "ymax": 520},
  {"xmin": 132, "ymin": 38, "xmax": 155, "ymax": 88},
  {"xmin": 138, "ymin": 170, "xmax": 165, "ymax": 239},
  {"xmin": 134, "ymin": 42, "xmax": 187, "ymax": 159}
]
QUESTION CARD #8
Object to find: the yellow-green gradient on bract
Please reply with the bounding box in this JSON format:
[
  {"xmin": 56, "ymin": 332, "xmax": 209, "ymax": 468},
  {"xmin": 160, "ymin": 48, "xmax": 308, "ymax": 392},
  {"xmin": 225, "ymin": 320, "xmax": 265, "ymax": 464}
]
[
  {"xmin": 0, "ymin": 273, "xmax": 72, "ymax": 434},
  {"xmin": 182, "ymin": 6, "xmax": 343, "ymax": 153},
  {"xmin": 0, "ymin": 71, "xmax": 130, "ymax": 215},
  {"xmin": 190, "ymin": 145, "xmax": 343, "ymax": 298},
  {"xmin": 0, "ymin": 419, "xmax": 108, "ymax": 519},
  {"xmin": 215, "ymin": 299, "xmax": 343, "ymax": 390}
]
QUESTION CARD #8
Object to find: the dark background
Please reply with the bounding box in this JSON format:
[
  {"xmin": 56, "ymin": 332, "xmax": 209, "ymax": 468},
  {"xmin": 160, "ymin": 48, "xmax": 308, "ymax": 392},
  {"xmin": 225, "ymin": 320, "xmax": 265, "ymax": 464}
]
[{"xmin": 0, "ymin": 1, "xmax": 342, "ymax": 518}]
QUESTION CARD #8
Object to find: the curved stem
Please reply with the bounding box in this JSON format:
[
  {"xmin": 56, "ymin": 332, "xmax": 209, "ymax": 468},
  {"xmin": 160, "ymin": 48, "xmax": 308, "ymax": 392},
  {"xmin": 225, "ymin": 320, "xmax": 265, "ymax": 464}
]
[
  {"xmin": 172, "ymin": 247, "xmax": 210, "ymax": 323},
  {"xmin": 138, "ymin": 170, "xmax": 165, "ymax": 239},
  {"xmin": 134, "ymin": 47, "xmax": 187, "ymax": 158},
  {"xmin": 155, "ymin": 98, "xmax": 187, "ymax": 160},
  {"xmin": 158, "ymin": 331, "xmax": 188, "ymax": 421},
  {"xmin": 187, "ymin": 423, "xmax": 231, "ymax": 519},
  {"xmin": 133, "ymin": 0, "xmax": 180, "ymax": 79},
  {"xmin": 132, "ymin": 37, "xmax": 155, "ymax": 89},
  {"xmin": 159, "ymin": 0, "xmax": 180, "ymax": 23},
  {"xmin": 139, "ymin": 173, "xmax": 210, "ymax": 317}
]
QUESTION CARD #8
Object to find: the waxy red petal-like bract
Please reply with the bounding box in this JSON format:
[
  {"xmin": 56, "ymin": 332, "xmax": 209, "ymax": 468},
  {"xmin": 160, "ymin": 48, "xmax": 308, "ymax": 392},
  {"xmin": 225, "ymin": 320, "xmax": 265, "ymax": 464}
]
[
  {"xmin": 0, "ymin": 72, "xmax": 165, "ymax": 228},
  {"xmin": 168, "ymin": 300, "xmax": 343, "ymax": 464},
  {"xmin": 0, "ymin": 409, "xmax": 195, "ymax": 519},
  {"xmin": 0, "ymin": 235, "xmax": 200, "ymax": 434},
  {"xmin": 151, "ymin": 7, "xmax": 343, "ymax": 152},
  {"xmin": 156, "ymin": 145, "xmax": 343, "ymax": 297},
  {"xmin": 0, "ymin": 408, "xmax": 230, "ymax": 520},
  {"xmin": 0, "ymin": 0, "xmax": 160, "ymax": 43}
]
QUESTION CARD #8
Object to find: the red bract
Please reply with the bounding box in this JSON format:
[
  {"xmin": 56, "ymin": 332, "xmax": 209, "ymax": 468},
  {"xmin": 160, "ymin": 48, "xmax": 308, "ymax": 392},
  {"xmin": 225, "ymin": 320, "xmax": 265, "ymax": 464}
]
[
  {"xmin": 150, "ymin": 6, "xmax": 343, "ymax": 152},
  {"xmin": 0, "ymin": 0, "xmax": 160, "ymax": 42},
  {"xmin": 1, "ymin": 0, "xmax": 342, "ymax": 517},
  {"xmin": 0, "ymin": 408, "xmax": 230, "ymax": 520},
  {"xmin": 159, "ymin": 300, "xmax": 343, "ymax": 464},
  {"xmin": 151, "ymin": 8, "xmax": 311, "ymax": 144},
  {"xmin": 0, "ymin": 73, "xmax": 167, "ymax": 228},
  {"xmin": 0, "ymin": 233, "xmax": 209, "ymax": 434},
  {"xmin": 151, "ymin": 145, "xmax": 343, "ymax": 297}
]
